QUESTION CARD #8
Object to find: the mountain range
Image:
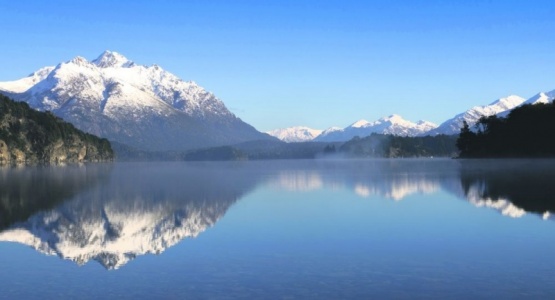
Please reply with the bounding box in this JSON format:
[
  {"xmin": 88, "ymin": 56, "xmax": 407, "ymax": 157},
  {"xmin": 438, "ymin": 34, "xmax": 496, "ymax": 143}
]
[
  {"xmin": 0, "ymin": 51, "xmax": 273, "ymax": 151},
  {"xmin": 0, "ymin": 50, "xmax": 553, "ymax": 148},
  {"xmin": 268, "ymin": 91, "xmax": 555, "ymax": 142}
]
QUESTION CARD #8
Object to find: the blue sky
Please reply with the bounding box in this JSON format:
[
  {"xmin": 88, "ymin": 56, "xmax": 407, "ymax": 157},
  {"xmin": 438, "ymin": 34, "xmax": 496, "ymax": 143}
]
[{"xmin": 1, "ymin": 0, "xmax": 554, "ymax": 131}]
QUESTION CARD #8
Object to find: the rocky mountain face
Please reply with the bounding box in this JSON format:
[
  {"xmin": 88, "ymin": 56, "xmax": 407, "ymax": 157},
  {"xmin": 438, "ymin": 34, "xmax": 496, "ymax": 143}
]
[
  {"xmin": 0, "ymin": 94, "xmax": 113, "ymax": 164},
  {"xmin": 0, "ymin": 51, "xmax": 273, "ymax": 151}
]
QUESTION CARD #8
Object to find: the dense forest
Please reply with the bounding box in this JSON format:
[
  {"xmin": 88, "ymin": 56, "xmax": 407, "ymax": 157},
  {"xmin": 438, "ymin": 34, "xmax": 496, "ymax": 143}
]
[
  {"xmin": 457, "ymin": 102, "xmax": 555, "ymax": 158},
  {"xmin": 0, "ymin": 94, "xmax": 113, "ymax": 163}
]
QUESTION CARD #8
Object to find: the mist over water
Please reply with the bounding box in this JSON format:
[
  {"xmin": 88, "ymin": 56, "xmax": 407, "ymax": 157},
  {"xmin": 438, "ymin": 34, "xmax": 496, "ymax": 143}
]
[{"xmin": 1, "ymin": 159, "xmax": 554, "ymax": 298}]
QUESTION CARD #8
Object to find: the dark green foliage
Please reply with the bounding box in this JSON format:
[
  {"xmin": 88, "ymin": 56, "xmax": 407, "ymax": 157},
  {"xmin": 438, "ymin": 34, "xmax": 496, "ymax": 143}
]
[
  {"xmin": 0, "ymin": 94, "xmax": 113, "ymax": 162},
  {"xmin": 456, "ymin": 103, "xmax": 555, "ymax": 157},
  {"xmin": 339, "ymin": 133, "xmax": 458, "ymax": 158}
]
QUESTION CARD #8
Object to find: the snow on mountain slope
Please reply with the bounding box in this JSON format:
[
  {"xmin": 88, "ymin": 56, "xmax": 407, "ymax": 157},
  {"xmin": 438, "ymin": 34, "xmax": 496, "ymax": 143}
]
[
  {"xmin": 314, "ymin": 114, "xmax": 437, "ymax": 142},
  {"xmin": 426, "ymin": 95, "xmax": 525, "ymax": 136},
  {"xmin": 266, "ymin": 126, "xmax": 323, "ymax": 142},
  {"xmin": 497, "ymin": 89, "xmax": 555, "ymax": 118},
  {"xmin": 0, "ymin": 51, "xmax": 272, "ymax": 151},
  {"xmin": 522, "ymin": 89, "xmax": 555, "ymax": 105}
]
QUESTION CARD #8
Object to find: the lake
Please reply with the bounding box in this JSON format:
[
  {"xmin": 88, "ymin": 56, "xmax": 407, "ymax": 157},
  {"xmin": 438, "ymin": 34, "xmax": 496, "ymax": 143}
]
[{"xmin": 1, "ymin": 159, "xmax": 554, "ymax": 299}]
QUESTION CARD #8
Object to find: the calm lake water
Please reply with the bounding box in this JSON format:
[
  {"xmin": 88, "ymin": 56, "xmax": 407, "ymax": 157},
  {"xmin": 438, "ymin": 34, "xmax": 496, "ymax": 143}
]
[{"xmin": 1, "ymin": 159, "xmax": 555, "ymax": 299}]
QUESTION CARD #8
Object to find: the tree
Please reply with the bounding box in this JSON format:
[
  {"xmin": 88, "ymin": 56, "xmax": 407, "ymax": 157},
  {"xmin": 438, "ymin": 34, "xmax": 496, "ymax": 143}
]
[{"xmin": 456, "ymin": 121, "xmax": 476, "ymax": 157}]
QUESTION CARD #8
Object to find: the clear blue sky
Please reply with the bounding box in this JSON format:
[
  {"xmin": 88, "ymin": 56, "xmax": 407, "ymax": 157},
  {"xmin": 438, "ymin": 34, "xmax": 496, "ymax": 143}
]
[{"xmin": 1, "ymin": 0, "xmax": 554, "ymax": 131}]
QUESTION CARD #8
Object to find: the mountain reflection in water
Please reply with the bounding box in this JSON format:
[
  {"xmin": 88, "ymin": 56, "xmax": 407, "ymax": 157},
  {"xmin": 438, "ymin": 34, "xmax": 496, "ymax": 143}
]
[
  {"xmin": 0, "ymin": 162, "xmax": 262, "ymax": 269},
  {"xmin": 0, "ymin": 159, "xmax": 554, "ymax": 269}
]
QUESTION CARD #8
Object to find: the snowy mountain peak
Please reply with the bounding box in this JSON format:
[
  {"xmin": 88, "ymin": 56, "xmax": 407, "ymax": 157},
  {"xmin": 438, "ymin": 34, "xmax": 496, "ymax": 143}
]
[
  {"xmin": 266, "ymin": 126, "xmax": 323, "ymax": 142},
  {"xmin": 350, "ymin": 119, "xmax": 370, "ymax": 128},
  {"xmin": 383, "ymin": 114, "xmax": 402, "ymax": 120},
  {"xmin": 68, "ymin": 56, "xmax": 90, "ymax": 66},
  {"xmin": 377, "ymin": 114, "xmax": 408, "ymax": 124},
  {"xmin": 0, "ymin": 51, "xmax": 271, "ymax": 150},
  {"xmin": 314, "ymin": 115, "xmax": 437, "ymax": 142},
  {"xmin": 92, "ymin": 50, "xmax": 134, "ymax": 68},
  {"xmin": 426, "ymin": 95, "xmax": 526, "ymax": 136},
  {"xmin": 487, "ymin": 95, "xmax": 526, "ymax": 109},
  {"xmin": 523, "ymin": 90, "xmax": 555, "ymax": 105}
]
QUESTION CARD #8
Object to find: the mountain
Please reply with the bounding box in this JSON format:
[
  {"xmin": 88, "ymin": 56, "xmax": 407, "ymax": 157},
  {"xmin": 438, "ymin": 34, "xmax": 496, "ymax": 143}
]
[
  {"xmin": 0, "ymin": 94, "xmax": 113, "ymax": 163},
  {"xmin": 266, "ymin": 126, "xmax": 323, "ymax": 142},
  {"xmin": 0, "ymin": 51, "xmax": 273, "ymax": 151},
  {"xmin": 497, "ymin": 89, "xmax": 555, "ymax": 118},
  {"xmin": 522, "ymin": 89, "xmax": 555, "ymax": 105},
  {"xmin": 314, "ymin": 114, "xmax": 437, "ymax": 142},
  {"xmin": 426, "ymin": 95, "xmax": 525, "ymax": 136}
]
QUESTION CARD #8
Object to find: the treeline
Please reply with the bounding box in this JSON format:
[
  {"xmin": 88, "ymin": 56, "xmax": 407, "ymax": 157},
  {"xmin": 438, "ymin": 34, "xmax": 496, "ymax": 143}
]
[
  {"xmin": 0, "ymin": 94, "xmax": 113, "ymax": 163},
  {"xmin": 112, "ymin": 140, "xmax": 341, "ymax": 161},
  {"xmin": 457, "ymin": 102, "xmax": 555, "ymax": 158},
  {"xmin": 337, "ymin": 133, "xmax": 458, "ymax": 158},
  {"xmin": 114, "ymin": 134, "xmax": 458, "ymax": 161}
]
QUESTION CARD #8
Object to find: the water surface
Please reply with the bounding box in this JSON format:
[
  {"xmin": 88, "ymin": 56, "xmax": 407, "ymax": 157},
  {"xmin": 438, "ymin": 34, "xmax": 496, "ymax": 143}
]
[{"xmin": 1, "ymin": 159, "xmax": 554, "ymax": 299}]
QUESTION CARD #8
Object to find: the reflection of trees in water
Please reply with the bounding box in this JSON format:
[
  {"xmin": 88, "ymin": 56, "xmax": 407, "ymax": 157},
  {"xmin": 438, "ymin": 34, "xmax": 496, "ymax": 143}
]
[
  {"xmin": 0, "ymin": 164, "xmax": 112, "ymax": 230},
  {"xmin": 459, "ymin": 160, "xmax": 555, "ymax": 217}
]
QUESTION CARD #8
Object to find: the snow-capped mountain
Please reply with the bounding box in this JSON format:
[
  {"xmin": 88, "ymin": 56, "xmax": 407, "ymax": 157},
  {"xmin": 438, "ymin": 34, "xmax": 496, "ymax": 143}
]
[
  {"xmin": 266, "ymin": 126, "xmax": 323, "ymax": 142},
  {"xmin": 314, "ymin": 114, "xmax": 437, "ymax": 142},
  {"xmin": 497, "ymin": 89, "xmax": 555, "ymax": 118},
  {"xmin": 522, "ymin": 89, "xmax": 555, "ymax": 105},
  {"xmin": 426, "ymin": 95, "xmax": 525, "ymax": 136},
  {"xmin": 0, "ymin": 51, "xmax": 273, "ymax": 151}
]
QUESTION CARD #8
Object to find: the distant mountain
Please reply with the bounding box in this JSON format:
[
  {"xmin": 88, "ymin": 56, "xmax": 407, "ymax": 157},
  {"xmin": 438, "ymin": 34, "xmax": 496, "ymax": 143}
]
[
  {"xmin": 0, "ymin": 51, "xmax": 273, "ymax": 151},
  {"xmin": 497, "ymin": 89, "xmax": 555, "ymax": 118},
  {"xmin": 426, "ymin": 95, "xmax": 525, "ymax": 136},
  {"xmin": 266, "ymin": 126, "xmax": 323, "ymax": 142},
  {"xmin": 522, "ymin": 89, "xmax": 555, "ymax": 105},
  {"xmin": 314, "ymin": 115, "xmax": 437, "ymax": 142}
]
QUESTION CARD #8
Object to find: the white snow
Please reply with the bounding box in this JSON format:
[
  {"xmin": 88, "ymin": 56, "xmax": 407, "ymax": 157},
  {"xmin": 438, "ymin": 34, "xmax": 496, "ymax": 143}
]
[
  {"xmin": 313, "ymin": 114, "xmax": 438, "ymax": 142},
  {"xmin": 426, "ymin": 95, "xmax": 526, "ymax": 136},
  {"xmin": 266, "ymin": 126, "xmax": 323, "ymax": 142},
  {"xmin": 0, "ymin": 51, "xmax": 233, "ymax": 120}
]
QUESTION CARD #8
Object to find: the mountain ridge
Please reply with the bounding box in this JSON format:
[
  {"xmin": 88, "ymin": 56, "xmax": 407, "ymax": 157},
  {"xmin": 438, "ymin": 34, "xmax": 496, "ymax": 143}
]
[
  {"xmin": 313, "ymin": 114, "xmax": 437, "ymax": 142},
  {"xmin": 0, "ymin": 51, "xmax": 274, "ymax": 151}
]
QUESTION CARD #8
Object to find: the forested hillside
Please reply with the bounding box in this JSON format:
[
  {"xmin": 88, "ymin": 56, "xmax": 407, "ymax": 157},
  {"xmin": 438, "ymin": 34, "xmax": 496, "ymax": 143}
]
[{"xmin": 0, "ymin": 94, "xmax": 113, "ymax": 163}]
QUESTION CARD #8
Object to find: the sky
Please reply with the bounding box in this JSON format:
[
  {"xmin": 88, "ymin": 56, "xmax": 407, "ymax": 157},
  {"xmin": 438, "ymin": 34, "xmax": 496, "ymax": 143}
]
[{"xmin": 1, "ymin": 0, "xmax": 554, "ymax": 131}]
